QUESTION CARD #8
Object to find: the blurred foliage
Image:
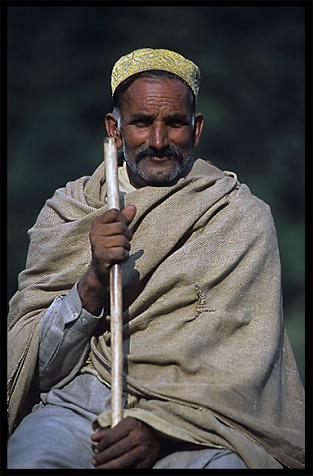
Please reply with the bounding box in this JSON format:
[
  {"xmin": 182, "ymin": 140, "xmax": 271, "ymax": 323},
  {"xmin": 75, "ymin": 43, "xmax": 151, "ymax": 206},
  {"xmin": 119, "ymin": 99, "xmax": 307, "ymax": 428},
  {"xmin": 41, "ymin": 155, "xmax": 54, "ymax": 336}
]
[{"xmin": 7, "ymin": 5, "xmax": 305, "ymax": 384}]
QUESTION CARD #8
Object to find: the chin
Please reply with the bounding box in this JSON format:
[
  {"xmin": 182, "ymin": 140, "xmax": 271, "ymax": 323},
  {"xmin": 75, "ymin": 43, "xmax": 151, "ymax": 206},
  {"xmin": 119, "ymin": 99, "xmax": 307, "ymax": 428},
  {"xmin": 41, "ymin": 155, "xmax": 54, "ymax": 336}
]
[{"xmin": 139, "ymin": 163, "xmax": 185, "ymax": 183}]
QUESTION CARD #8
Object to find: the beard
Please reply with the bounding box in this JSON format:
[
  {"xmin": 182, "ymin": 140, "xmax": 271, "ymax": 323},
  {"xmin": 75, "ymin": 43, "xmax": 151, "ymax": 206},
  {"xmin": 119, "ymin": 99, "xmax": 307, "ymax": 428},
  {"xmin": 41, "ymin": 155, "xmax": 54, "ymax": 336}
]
[{"xmin": 122, "ymin": 143, "xmax": 193, "ymax": 185}]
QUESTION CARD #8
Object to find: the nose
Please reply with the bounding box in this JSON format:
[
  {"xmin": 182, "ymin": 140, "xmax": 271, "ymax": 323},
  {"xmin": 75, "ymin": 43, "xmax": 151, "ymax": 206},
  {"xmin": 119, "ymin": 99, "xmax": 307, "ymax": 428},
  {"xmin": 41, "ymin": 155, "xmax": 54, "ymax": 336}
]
[{"xmin": 148, "ymin": 122, "xmax": 169, "ymax": 150}]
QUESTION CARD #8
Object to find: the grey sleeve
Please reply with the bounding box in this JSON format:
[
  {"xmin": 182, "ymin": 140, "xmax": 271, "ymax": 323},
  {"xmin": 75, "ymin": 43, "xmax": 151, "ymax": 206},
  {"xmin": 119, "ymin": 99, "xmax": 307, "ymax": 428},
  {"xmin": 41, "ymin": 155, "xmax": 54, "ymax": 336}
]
[{"xmin": 38, "ymin": 283, "xmax": 104, "ymax": 391}]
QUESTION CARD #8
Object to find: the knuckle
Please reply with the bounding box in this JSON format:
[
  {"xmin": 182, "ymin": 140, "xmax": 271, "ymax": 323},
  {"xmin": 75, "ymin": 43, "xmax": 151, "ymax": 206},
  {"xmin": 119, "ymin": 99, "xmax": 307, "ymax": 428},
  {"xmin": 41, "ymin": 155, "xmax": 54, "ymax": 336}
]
[
  {"xmin": 91, "ymin": 216, "xmax": 101, "ymax": 227},
  {"xmin": 121, "ymin": 249, "xmax": 130, "ymax": 261},
  {"xmin": 89, "ymin": 229, "xmax": 97, "ymax": 240},
  {"xmin": 116, "ymin": 221, "xmax": 127, "ymax": 234},
  {"xmin": 107, "ymin": 208, "xmax": 119, "ymax": 219},
  {"xmin": 121, "ymin": 236, "xmax": 130, "ymax": 249},
  {"xmin": 111, "ymin": 247, "xmax": 129, "ymax": 262}
]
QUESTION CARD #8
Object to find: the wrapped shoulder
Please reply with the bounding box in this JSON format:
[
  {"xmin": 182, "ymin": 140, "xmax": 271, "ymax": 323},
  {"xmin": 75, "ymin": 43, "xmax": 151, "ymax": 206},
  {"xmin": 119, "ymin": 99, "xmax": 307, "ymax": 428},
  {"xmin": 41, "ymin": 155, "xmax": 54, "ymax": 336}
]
[
  {"xmin": 228, "ymin": 182, "xmax": 277, "ymax": 241},
  {"xmin": 31, "ymin": 176, "xmax": 94, "ymax": 229}
]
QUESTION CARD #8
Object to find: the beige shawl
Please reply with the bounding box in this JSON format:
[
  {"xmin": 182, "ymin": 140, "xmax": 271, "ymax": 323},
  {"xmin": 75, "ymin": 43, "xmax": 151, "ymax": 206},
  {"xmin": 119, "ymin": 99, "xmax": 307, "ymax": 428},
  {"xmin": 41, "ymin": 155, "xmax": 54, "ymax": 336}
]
[{"xmin": 7, "ymin": 159, "xmax": 305, "ymax": 469}]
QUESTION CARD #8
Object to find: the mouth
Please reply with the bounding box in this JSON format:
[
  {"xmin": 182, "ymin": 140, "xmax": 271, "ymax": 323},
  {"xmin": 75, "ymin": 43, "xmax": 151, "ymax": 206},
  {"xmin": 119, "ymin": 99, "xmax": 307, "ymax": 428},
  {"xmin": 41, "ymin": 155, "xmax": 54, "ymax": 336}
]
[
  {"xmin": 135, "ymin": 147, "xmax": 184, "ymax": 166},
  {"xmin": 139, "ymin": 154, "xmax": 180, "ymax": 165},
  {"xmin": 146, "ymin": 155, "xmax": 171, "ymax": 162}
]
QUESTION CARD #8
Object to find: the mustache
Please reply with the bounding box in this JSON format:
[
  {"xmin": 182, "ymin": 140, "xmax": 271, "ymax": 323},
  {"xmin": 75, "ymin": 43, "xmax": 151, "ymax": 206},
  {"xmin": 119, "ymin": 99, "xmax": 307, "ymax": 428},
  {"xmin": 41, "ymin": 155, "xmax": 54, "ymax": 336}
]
[{"xmin": 135, "ymin": 146, "xmax": 185, "ymax": 163}]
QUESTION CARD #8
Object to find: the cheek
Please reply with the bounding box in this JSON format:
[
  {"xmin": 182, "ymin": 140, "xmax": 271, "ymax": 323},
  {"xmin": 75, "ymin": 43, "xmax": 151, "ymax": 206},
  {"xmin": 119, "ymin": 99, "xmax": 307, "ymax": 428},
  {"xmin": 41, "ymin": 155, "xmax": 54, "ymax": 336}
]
[
  {"xmin": 169, "ymin": 130, "xmax": 194, "ymax": 150},
  {"xmin": 123, "ymin": 129, "xmax": 148, "ymax": 150}
]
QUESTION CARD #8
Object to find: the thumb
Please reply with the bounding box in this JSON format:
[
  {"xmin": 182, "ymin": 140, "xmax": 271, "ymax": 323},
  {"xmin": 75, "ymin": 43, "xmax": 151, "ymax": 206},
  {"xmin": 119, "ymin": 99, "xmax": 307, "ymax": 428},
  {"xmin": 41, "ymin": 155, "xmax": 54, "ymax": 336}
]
[{"xmin": 122, "ymin": 205, "xmax": 136, "ymax": 224}]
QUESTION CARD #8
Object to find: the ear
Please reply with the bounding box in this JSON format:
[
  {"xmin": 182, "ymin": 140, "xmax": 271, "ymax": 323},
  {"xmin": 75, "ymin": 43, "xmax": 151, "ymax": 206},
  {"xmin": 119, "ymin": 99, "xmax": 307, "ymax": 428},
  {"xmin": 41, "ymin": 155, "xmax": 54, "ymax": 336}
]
[
  {"xmin": 191, "ymin": 113, "xmax": 204, "ymax": 149},
  {"xmin": 105, "ymin": 113, "xmax": 123, "ymax": 149}
]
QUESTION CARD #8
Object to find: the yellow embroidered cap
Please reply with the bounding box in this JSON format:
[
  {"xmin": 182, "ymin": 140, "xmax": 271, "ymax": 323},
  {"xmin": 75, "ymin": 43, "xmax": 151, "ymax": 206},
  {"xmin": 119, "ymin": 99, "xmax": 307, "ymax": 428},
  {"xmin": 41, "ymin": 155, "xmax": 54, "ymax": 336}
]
[{"xmin": 111, "ymin": 48, "xmax": 200, "ymax": 99}]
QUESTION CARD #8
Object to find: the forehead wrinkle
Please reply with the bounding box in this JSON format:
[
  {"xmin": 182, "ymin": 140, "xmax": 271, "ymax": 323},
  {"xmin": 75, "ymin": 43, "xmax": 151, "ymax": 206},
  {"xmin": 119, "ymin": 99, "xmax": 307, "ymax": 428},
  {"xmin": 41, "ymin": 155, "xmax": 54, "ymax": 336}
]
[{"xmin": 121, "ymin": 78, "xmax": 191, "ymax": 117}]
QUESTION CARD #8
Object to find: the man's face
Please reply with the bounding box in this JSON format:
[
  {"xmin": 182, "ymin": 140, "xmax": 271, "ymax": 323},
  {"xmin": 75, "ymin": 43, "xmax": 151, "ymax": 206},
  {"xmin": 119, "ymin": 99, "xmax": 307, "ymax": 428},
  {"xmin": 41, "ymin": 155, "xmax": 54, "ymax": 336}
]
[{"xmin": 115, "ymin": 77, "xmax": 201, "ymax": 188}]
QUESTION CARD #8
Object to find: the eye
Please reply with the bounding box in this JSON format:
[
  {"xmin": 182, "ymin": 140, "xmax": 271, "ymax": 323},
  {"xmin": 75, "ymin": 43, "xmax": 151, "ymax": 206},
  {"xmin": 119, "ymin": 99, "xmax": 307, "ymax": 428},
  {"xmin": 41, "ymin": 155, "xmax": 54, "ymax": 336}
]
[
  {"xmin": 130, "ymin": 115, "xmax": 153, "ymax": 128},
  {"xmin": 167, "ymin": 117, "xmax": 188, "ymax": 128},
  {"xmin": 169, "ymin": 121, "xmax": 184, "ymax": 128},
  {"xmin": 134, "ymin": 121, "xmax": 150, "ymax": 128}
]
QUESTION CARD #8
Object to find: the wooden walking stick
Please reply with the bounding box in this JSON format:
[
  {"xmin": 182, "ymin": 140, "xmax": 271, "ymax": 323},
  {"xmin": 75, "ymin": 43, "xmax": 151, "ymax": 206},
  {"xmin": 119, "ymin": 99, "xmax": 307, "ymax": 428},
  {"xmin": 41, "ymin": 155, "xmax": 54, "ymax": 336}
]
[{"xmin": 104, "ymin": 137, "xmax": 123, "ymax": 427}]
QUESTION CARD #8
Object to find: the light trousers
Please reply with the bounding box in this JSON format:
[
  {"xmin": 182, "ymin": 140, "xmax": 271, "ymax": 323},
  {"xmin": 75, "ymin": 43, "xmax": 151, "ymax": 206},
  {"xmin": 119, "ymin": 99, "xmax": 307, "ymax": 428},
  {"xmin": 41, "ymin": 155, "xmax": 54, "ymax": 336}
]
[{"xmin": 7, "ymin": 373, "xmax": 247, "ymax": 469}]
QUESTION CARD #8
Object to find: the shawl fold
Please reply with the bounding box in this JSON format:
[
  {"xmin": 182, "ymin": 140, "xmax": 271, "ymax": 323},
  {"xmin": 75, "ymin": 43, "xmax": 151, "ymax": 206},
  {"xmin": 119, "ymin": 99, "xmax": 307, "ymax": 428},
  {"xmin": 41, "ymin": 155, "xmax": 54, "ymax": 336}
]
[{"xmin": 7, "ymin": 159, "xmax": 305, "ymax": 469}]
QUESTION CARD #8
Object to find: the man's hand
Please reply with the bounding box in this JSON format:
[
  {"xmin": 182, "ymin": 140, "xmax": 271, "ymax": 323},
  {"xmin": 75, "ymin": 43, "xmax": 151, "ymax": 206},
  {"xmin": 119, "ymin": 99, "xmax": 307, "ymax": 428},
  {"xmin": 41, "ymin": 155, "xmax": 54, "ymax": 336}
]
[
  {"xmin": 77, "ymin": 205, "xmax": 136, "ymax": 315},
  {"xmin": 91, "ymin": 417, "xmax": 160, "ymax": 469},
  {"xmin": 89, "ymin": 205, "xmax": 136, "ymax": 280}
]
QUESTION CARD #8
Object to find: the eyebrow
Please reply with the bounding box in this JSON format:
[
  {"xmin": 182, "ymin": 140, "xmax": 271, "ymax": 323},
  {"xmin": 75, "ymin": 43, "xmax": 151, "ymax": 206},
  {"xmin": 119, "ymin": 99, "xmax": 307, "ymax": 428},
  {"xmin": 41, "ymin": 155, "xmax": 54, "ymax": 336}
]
[
  {"xmin": 129, "ymin": 113, "xmax": 153, "ymax": 122},
  {"xmin": 129, "ymin": 112, "xmax": 191, "ymax": 123},
  {"xmin": 167, "ymin": 113, "xmax": 191, "ymax": 122}
]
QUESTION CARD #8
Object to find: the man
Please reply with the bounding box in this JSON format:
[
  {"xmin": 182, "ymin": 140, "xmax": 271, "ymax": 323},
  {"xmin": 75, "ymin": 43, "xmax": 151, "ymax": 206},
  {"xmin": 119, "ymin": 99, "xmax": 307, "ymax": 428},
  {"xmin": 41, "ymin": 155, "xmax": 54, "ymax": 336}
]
[{"xmin": 7, "ymin": 48, "xmax": 305, "ymax": 469}]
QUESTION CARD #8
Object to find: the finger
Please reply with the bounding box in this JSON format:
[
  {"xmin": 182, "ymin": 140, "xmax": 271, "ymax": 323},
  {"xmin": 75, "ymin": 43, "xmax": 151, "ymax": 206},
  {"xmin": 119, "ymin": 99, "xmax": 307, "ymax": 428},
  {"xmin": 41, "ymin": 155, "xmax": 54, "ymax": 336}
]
[
  {"xmin": 92, "ymin": 434, "xmax": 132, "ymax": 465},
  {"xmin": 91, "ymin": 428, "xmax": 109, "ymax": 443},
  {"xmin": 96, "ymin": 235, "xmax": 131, "ymax": 251},
  {"xmin": 94, "ymin": 208, "xmax": 130, "ymax": 226},
  {"xmin": 91, "ymin": 418, "xmax": 159, "ymax": 469},
  {"xmin": 91, "ymin": 221, "xmax": 133, "ymax": 241},
  {"xmin": 122, "ymin": 205, "xmax": 136, "ymax": 224},
  {"xmin": 104, "ymin": 246, "xmax": 131, "ymax": 264},
  {"xmin": 94, "ymin": 206, "xmax": 136, "ymax": 227},
  {"xmin": 92, "ymin": 427, "xmax": 127, "ymax": 454},
  {"xmin": 92, "ymin": 418, "xmax": 136, "ymax": 453},
  {"xmin": 92, "ymin": 445, "xmax": 141, "ymax": 469}
]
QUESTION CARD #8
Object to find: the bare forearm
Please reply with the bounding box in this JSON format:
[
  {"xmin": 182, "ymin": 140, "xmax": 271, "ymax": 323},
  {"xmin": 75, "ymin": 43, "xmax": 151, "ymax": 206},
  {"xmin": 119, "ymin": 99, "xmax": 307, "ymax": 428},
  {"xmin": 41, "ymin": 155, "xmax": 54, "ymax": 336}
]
[
  {"xmin": 78, "ymin": 206, "xmax": 136, "ymax": 315},
  {"xmin": 77, "ymin": 266, "xmax": 109, "ymax": 316}
]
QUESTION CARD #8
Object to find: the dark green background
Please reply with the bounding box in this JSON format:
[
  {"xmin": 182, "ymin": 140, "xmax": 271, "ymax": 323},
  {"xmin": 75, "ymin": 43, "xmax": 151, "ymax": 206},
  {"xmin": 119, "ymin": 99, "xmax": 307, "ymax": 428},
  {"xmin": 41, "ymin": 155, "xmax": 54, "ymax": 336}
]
[{"xmin": 7, "ymin": 5, "xmax": 305, "ymax": 383}]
